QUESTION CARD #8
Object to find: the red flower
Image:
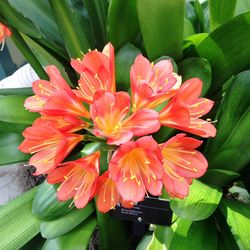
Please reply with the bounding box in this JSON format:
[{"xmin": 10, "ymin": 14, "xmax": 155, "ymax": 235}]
[
  {"xmin": 90, "ymin": 91, "xmax": 161, "ymax": 145},
  {"xmin": 130, "ymin": 55, "xmax": 181, "ymax": 111},
  {"xmin": 19, "ymin": 124, "xmax": 83, "ymax": 175},
  {"xmin": 0, "ymin": 22, "xmax": 11, "ymax": 50},
  {"xmin": 71, "ymin": 43, "xmax": 115, "ymax": 104},
  {"xmin": 33, "ymin": 115, "xmax": 89, "ymax": 133},
  {"xmin": 109, "ymin": 136, "xmax": 163, "ymax": 202},
  {"xmin": 47, "ymin": 152, "xmax": 100, "ymax": 208},
  {"xmin": 96, "ymin": 171, "xmax": 134, "ymax": 213},
  {"xmin": 25, "ymin": 65, "xmax": 90, "ymax": 118},
  {"xmin": 160, "ymin": 78, "xmax": 216, "ymax": 137},
  {"xmin": 160, "ymin": 133, "xmax": 208, "ymax": 198}
]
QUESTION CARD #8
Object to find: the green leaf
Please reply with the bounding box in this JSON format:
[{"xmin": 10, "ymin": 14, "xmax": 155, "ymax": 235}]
[
  {"xmin": 235, "ymin": 0, "xmax": 250, "ymax": 15},
  {"xmin": 0, "ymin": 0, "xmax": 41, "ymax": 39},
  {"xmin": 170, "ymin": 180, "xmax": 222, "ymax": 221},
  {"xmin": 209, "ymin": 0, "xmax": 237, "ymax": 31},
  {"xmin": 0, "ymin": 88, "xmax": 33, "ymax": 96},
  {"xmin": 49, "ymin": 0, "xmax": 91, "ymax": 58},
  {"xmin": 0, "ymin": 187, "xmax": 41, "ymax": 250},
  {"xmin": 81, "ymin": 142, "xmax": 103, "ymax": 156},
  {"xmin": 191, "ymin": 11, "xmax": 250, "ymax": 95},
  {"xmin": 42, "ymin": 216, "xmax": 96, "ymax": 250},
  {"xmin": 0, "ymin": 121, "xmax": 27, "ymax": 133},
  {"xmin": 11, "ymin": 30, "xmax": 48, "ymax": 80},
  {"xmin": 193, "ymin": 0, "xmax": 205, "ymax": 32},
  {"xmin": 0, "ymin": 96, "xmax": 38, "ymax": 124},
  {"xmin": 178, "ymin": 57, "xmax": 211, "ymax": 96},
  {"xmin": 220, "ymin": 199, "xmax": 250, "ymax": 250},
  {"xmin": 0, "ymin": 132, "xmax": 29, "ymax": 165},
  {"xmin": 202, "ymin": 169, "xmax": 240, "ymax": 187},
  {"xmin": 205, "ymin": 71, "xmax": 250, "ymax": 172},
  {"xmin": 84, "ymin": 0, "xmax": 107, "ymax": 50},
  {"xmin": 40, "ymin": 202, "xmax": 94, "ymax": 239},
  {"xmin": 96, "ymin": 211, "xmax": 129, "ymax": 250},
  {"xmin": 107, "ymin": 0, "xmax": 139, "ymax": 49},
  {"xmin": 21, "ymin": 34, "xmax": 73, "ymax": 86},
  {"xmin": 136, "ymin": 234, "xmax": 153, "ymax": 250},
  {"xmin": 169, "ymin": 218, "xmax": 217, "ymax": 250},
  {"xmin": 115, "ymin": 43, "xmax": 141, "ymax": 91},
  {"xmin": 146, "ymin": 226, "xmax": 174, "ymax": 250},
  {"xmin": 137, "ymin": 0, "xmax": 185, "ymax": 60},
  {"xmin": 32, "ymin": 181, "xmax": 73, "ymax": 221},
  {"xmin": 9, "ymin": 0, "xmax": 63, "ymax": 45},
  {"xmin": 183, "ymin": 18, "xmax": 195, "ymax": 39}
]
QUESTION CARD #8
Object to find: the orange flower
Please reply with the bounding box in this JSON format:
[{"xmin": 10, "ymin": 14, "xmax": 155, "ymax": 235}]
[
  {"xmin": 0, "ymin": 22, "xmax": 11, "ymax": 50},
  {"xmin": 25, "ymin": 65, "xmax": 90, "ymax": 118},
  {"xmin": 96, "ymin": 171, "xmax": 134, "ymax": 213},
  {"xmin": 47, "ymin": 152, "xmax": 100, "ymax": 208},
  {"xmin": 33, "ymin": 115, "xmax": 89, "ymax": 133},
  {"xmin": 109, "ymin": 136, "xmax": 163, "ymax": 202},
  {"xmin": 71, "ymin": 43, "xmax": 115, "ymax": 104},
  {"xmin": 160, "ymin": 78, "xmax": 216, "ymax": 137},
  {"xmin": 90, "ymin": 91, "xmax": 161, "ymax": 145},
  {"xmin": 130, "ymin": 55, "xmax": 181, "ymax": 111},
  {"xmin": 160, "ymin": 133, "xmax": 208, "ymax": 198},
  {"xmin": 19, "ymin": 124, "xmax": 83, "ymax": 175}
]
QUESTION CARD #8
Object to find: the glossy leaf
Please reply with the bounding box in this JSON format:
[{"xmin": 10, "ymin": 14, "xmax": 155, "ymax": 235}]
[
  {"xmin": 0, "ymin": 187, "xmax": 41, "ymax": 250},
  {"xmin": 192, "ymin": 11, "xmax": 250, "ymax": 95},
  {"xmin": 84, "ymin": 0, "xmax": 107, "ymax": 49},
  {"xmin": 193, "ymin": 0, "xmax": 205, "ymax": 32},
  {"xmin": 136, "ymin": 234, "xmax": 153, "ymax": 250},
  {"xmin": 40, "ymin": 202, "xmax": 94, "ymax": 239},
  {"xmin": 96, "ymin": 211, "xmax": 129, "ymax": 250},
  {"xmin": 0, "ymin": 132, "xmax": 29, "ymax": 165},
  {"xmin": 115, "ymin": 43, "xmax": 141, "ymax": 91},
  {"xmin": 220, "ymin": 199, "xmax": 250, "ymax": 250},
  {"xmin": 32, "ymin": 181, "xmax": 73, "ymax": 221},
  {"xmin": 178, "ymin": 57, "xmax": 211, "ymax": 96},
  {"xmin": 11, "ymin": 30, "xmax": 48, "ymax": 80},
  {"xmin": 183, "ymin": 18, "xmax": 195, "ymax": 39},
  {"xmin": 0, "ymin": 96, "xmax": 38, "ymax": 124},
  {"xmin": 9, "ymin": 0, "xmax": 63, "ymax": 45},
  {"xmin": 170, "ymin": 180, "xmax": 222, "ymax": 221},
  {"xmin": 42, "ymin": 217, "xmax": 96, "ymax": 250},
  {"xmin": 209, "ymin": 0, "xmax": 237, "ymax": 31},
  {"xmin": 49, "ymin": 0, "xmax": 91, "ymax": 58},
  {"xmin": 169, "ymin": 218, "xmax": 217, "ymax": 250},
  {"xmin": 202, "ymin": 169, "xmax": 240, "ymax": 187},
  {"xmin": 21, "ymin": 34, "xmax": 73, "ymax": 86},
  {"xmin": 137, "ymin": 0, "xmax": 185, "ymax": 60},
  {"xmin": 205, "ymin": 71, "xmax": 250, "ymax": 172},
  {"xmin": 0, "ymin": 88, "xmax": 33, "ymax": 96},
  {"xmin": 0, "ymin": 0, "xmax": 41, "ymax": 39},
  {"xmin": 107, "ymin": 0, "xmax": 139, "ymax": 49},
  {"xmin": 235, "ymin": 0, "xmax": 250, "ymax": 15}
]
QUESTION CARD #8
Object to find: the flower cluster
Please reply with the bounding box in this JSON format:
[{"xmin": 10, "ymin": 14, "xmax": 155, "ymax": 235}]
[
  {"xmin": 19, "ymin": 43, "xmax": 216, "ymax": 213},
  {"xmin": 0, "ymin": 22, "xmax": 11, "ymax": 51}
]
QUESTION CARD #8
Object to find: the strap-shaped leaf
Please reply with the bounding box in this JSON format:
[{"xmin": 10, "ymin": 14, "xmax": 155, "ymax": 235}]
[
  {"xmin": 0, "ymin": 88, "xmax": 33, "ymax": 96},
  {"xmin": 178, "ymin": 57, "xmax": 211, "ymax": 96},
  {"xmin": 0, "ymin": 187, "xmax": 40, "ymax": 250},
  {"xmin": 42, "ymin": 216, "xmax": 96, "ymax": 250},
  {"xmin": 0, "ymin": 95, "xmax": 38, "ymax": 124},
  {"xmin": 169, "ymin": 218, "xmax": 217, "ymax": 250},
  {"xmin": 9, "ymin": 0, "xmax": 63, "ymax": 45},
  {"xmin": 236, "ymin": 0, "xmax": 250, "ymax": 15},
  {"xmin": 40, "ymin": 202, "xmax": 94, "ymax": 239},
  {"xmin": 220, "ymin": 199, "xmax": 250, "ymax": 250},
  {"xmin": 11, "ymin": 30, "xmax": 48, "ymax": 80},
  {"xmin": 21, "ymin": 34, "xmax": 73, "ymax": 86},
  {"xmin": 84, "ymin": 0, "xmax": 107, "ymax": 49},
  {"xmin": 49, "ymin": 0, "xmax": 91, "ymax": 58},
  {"xmin": 0, "ymin": 132, "xmax": 29, "ymax": 165},
  {"xmin": 32, "ymin": 181, "xmax": 73, "ymax": 221},
  {"xmin": 137, "ymin": 0, "xmax": 185, "ymax": 60},
  {"xmin": 192, "ymin": 11, "xmax": 250, "ymax": 95},
  {"xmin": 209, "ymin": 0, "xmax": 237, "ymax": 31},
  {"xmin": 115, "ymin": 43, "xmax": 141, "ymax": 91},
  {"xmin": 205, "ymin": 71, "xmax": 250, "ymax": 173},
  {"xmin": 170, "ymin": 180, "xmax": 222, "ymax": 221},
  {"xmin": 107, "ymin": 0, "xmax": 139, "ymax": 49},
  {"xmin": 0, "ymin": 0, "xmax": 41, "ymax": 39}
]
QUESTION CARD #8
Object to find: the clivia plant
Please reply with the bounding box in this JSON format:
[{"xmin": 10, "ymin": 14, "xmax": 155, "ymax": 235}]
[{"xmin": 0, "ymin": 0, "xmax": 250, "ymax": 250}]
